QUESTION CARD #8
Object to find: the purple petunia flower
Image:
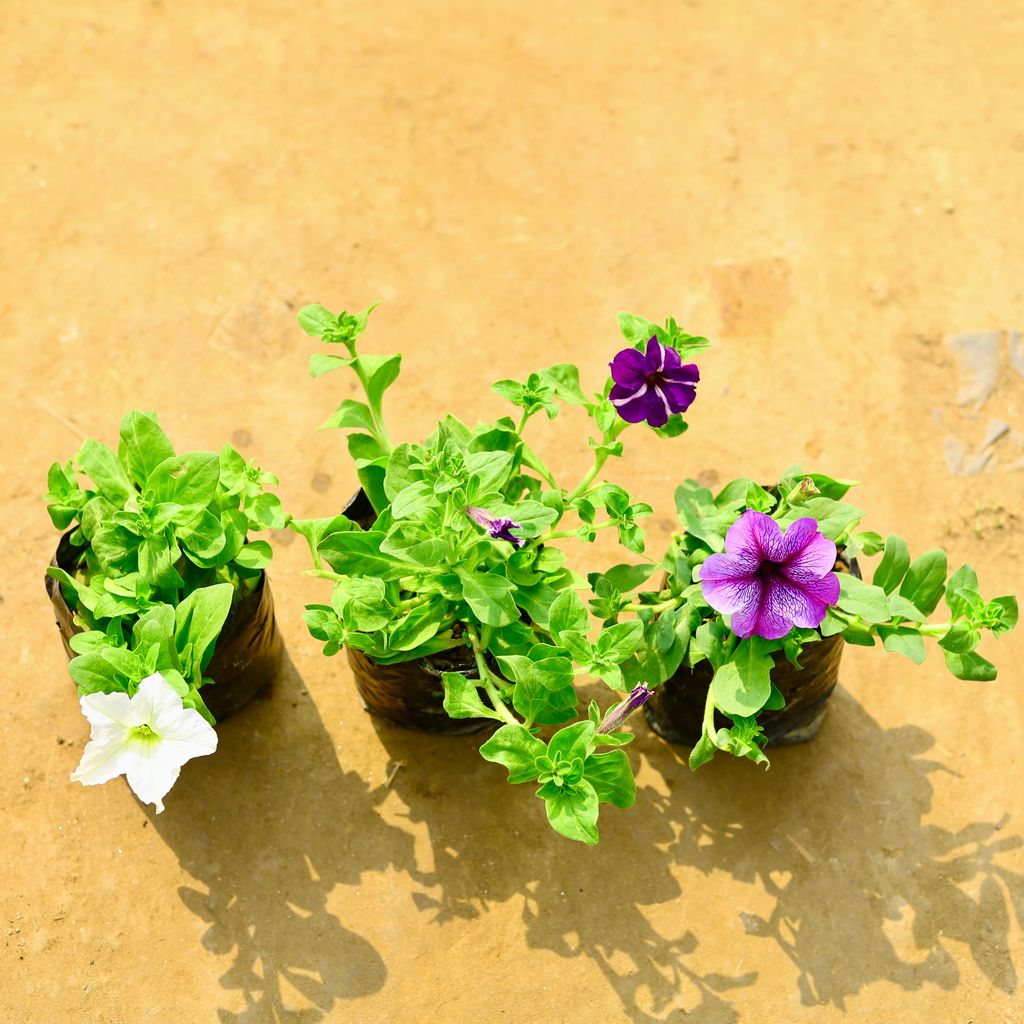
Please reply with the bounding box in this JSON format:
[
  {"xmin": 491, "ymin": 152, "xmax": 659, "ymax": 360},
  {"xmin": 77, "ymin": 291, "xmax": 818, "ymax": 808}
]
[
  {"xmin": 609, "ymin": 337, "xmax": 700, "ymax": 428},
  {"xmin": 699, "ymin": 510, "xmax": 840, "ymax": 641},
  {"xmin": 598, "ymin": 684, "xmax": 653, "ymax": 733},
  {"xmin": 465, "ymin": 506, "xmax": 526, "ymax": 549}
]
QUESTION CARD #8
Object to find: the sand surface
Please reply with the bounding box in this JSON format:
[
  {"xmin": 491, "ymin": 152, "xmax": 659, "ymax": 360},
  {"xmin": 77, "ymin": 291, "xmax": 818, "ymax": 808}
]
[{"xmin": 3, "ymin": 2, "xmax": 1023, "ymax": 1021}]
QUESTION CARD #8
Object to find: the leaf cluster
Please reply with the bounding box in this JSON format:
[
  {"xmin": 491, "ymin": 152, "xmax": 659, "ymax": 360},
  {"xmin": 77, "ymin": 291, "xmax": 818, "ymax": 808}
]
[{"xmin": 593, "ymin": 469, "xmax": 1018, "ymax": 771}]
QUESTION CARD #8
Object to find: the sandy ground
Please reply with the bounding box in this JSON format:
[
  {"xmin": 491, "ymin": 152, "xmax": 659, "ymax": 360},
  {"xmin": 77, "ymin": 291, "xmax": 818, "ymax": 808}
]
[{"xmin": 3, "ymin": 1, "xmax": 1024, "ymax": 1021}]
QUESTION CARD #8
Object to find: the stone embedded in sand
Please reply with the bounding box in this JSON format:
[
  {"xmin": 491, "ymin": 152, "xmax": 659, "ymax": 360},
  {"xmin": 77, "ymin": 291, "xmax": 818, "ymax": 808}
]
[
  {"xmin": 945, "ymin": 331, "xmax": 1000, "ymax": 407},
  {"xmin": 944, "ymin": 435, "xmax": 966, "ymax": 474},
  {"xmin": 1010, "ymin": 331, "xmax": 1024, "ymax": 380},
  {"xmin": 981, "ymin": 419, "xmax": 1010, "ymax": 448},
  {"xmin": 962, "ymin": 449, "xmax": 994, "ymax": 476}
]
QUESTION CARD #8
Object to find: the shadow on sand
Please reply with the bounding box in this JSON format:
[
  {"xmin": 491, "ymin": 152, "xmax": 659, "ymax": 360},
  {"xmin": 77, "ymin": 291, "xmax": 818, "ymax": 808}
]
[
  {"xmin": 149, "ymin": 651, "xmax": 414, "ymax": 1023},
  {"xmin": 154, "ymin": 654, "xmax": 1024, "ymax": 1022},
  {"xmin": 372, "ymin": 684, "xmax": 1023, "ymax": 1020}
]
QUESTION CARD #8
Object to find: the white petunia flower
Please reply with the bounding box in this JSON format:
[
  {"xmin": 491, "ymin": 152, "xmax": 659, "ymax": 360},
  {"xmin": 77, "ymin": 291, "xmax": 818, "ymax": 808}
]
[{"xmin": 71, "ymin": 672, "xmax": 217, "ymax": 812}]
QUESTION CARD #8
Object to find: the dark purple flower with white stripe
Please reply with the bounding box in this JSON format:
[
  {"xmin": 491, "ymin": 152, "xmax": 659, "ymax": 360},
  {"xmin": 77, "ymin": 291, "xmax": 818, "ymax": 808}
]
[
  {"xmin": 699, "ymin": 510, "xmax": 840, "ymax": 640},
  {"xmin": 598, "ymin": 684, "xmax": 653, "ymax": 733},
  {"xmin": 465, "ymin": 506, "xmax": 525, "ymax": 549},
  {"xmin": 609, "ymin": 337, "xmax": 700, "ymax": 428}
]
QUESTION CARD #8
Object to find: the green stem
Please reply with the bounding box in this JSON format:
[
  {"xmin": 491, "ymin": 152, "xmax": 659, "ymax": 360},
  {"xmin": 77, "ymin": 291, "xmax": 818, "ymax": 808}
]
[
  {"xmin": 566, "ymin": 418, "xmax": 628, "ymax": 503},
  {"xmin": 343, "ymin": 341, "xmax": 393, "ymax": 454},
  {"xmin": 622, "ymin": 595, "xmax": 683, "ymax": 614},
  {"xmin": 516, "ymin": 408, "xmax": 532, "ymax": 436},
  {"xmin": 702, "ymin": 686, "xmax": 719, "ymax": 742},
  {"xmin": 466, "ymin": 623, "xmax": 519, "ymax": 726},
  {"xmin": 532, "ymin": 520, "xmax": 618, "ymax": 546}
]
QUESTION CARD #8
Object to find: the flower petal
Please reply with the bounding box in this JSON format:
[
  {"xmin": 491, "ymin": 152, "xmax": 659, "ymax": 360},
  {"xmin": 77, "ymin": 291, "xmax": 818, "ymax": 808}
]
[
  {"xmin": 661, "ymin": 344, "xmax": 682, "ymax": 372},
  {"xmin": 644, "ymin": 337, "xmax": 667, "ymax": 371},
  {"xmin": 780, "ymin": 519, "xmax": 837, "ymax": 577},
  {"xmin": 71, "ymin": 726, "xmax": 135, "ymax": 787},
  {"xmin": 753, "ymin": 576, "xmax": 831, "ymax": 639},
  {"xmin": 700, "ymin": 554, "xmax": 760, "ymax": 613},
  {"xmin": 610, "ymin": 383, "xmax": 659, "ymax": 424},
  {"xmin": 609, "ymin": 347, "xmax": 650, "ymax": 389},
  {"xmin": 123, "ymin": 743, "xmax": 180, "ymax": 814},
  {"xmin": 662, "ymin": 363, "xmax": 700, "ymax": 385},
  {"xmin": 783, "ymin": 569, "xmax": 840, "ymax": 608},
  {"xmin": 728, "ymin": 579, "xmax": 766, "ymax": 638},
  {"xmin": 646, "ymin": 385, "xmax": 674, "ymax": 427},
  {"xmin": 661, "ymin": 380, "xmax": 697, "ymax": 414},
  {"xmin": 79, "ymin": 689, "xmax": 147, "ymax": 730},
  {"xmin": 725, "ymin": 509, "xmax": 784, "ymax": 562}
]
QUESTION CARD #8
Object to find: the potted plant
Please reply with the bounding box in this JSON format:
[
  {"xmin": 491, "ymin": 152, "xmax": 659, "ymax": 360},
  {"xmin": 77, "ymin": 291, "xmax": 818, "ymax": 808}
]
[
  {"xmin": 291, "ymin": 303, "xmax": 706, "ymax": 841},
  {"xmin": 44, "ymin": 410, "xmax": 286, "ymax": 811},
  {"xmin": 594, "ymin": 469, "xmax": 1018, "ymax": 768}
]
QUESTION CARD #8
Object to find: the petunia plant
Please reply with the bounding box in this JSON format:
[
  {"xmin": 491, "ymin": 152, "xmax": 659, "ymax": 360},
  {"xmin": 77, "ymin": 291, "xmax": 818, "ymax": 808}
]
[
  {"xmin": 45, "ymin": 411, "xmax": 286, "ymax": 810},
  {"xmin": 595, "ymin": 469, "xmax": 1018, "ymax": 770},
  {"xmin": 46, "ymin": 410, "xmax": 285, "ymax": 632},
  {"xmin": 293, "ymin": 303, "xmax": 708, "ymax": 842}
]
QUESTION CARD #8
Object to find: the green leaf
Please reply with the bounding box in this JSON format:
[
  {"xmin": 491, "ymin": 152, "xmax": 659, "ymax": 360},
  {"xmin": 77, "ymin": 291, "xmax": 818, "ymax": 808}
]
[
  {"xmin": 479, "ymin": 723, "xmax": 545, "ymax": 783},
  {"xmin": 68, "ymin": 651, "xmax": 123, "ymax": 694},
  {"xmin": 851, "ymin": 530, "xmax": 885, "ymax": 556},
  {"xmin": 784, "ymin": 497, "xmax": 863, "ymax": 541},
  {"xmin": 547, "ymin": 720, "xmax": 597, "ymax": 762},
  {"xmin": 319, "ymin": 399, "xmax": 376, "ymax": 432},
  {"xmin": 90, "ymin": 524, "xmax": 138, "ymax": 574},
  {"xmin": 991, "ymin": 596, "xmax": 1018, "ymax": 634},
  {"xmin": 711, "ymin": 637, "xmax": 774, "ymax": 717},
  {"xmin": 899, "ymin": 550, "xmax": 948, "ymax": 615},
  {"xmin": 872, "ymin": 535, "xmax": 910, "ymax": 594},
  {"xmin": 334, "ymin": 576, "xmax": 391, "ymax": 631},
  {"xmin": 945, "ymin": 563, "xmax": 981, "ymax": 618},
  {"xmin": 938, "ymin": 621, "xmax": 980, "ymax": 654},
  {"xmin": 47, "ymin": 566, "xmax": 100, "ymax": 613},
  {"xmin": 836, "ymin": 574, "xmax": 891, "ymax": 624},
  {"xmin": 318, "ymin": 530, "xmax": 404, "ymax": 577},
  {"xmin": 600, "ymin": 563, "xmax": 658, "ymax": 592},
  {"xmin": 360, "ymin": 354, "xmax": 402, "ymax": 404},
  {"xmin": 441, "ymin": 672, "xmax": 502, "ymax": 720},
  {"xmin": 457, "ymin": 569, "xmax": 518, "ymax": 627},
  {"xmin": 390, "ymin": 481, "xmax": 435, "ymax": 520},
  {"xmin": 140, "ymin": 533, "xmax": 184, "ymax": 588},
  {"xmin": 596, "ymin": 620, "xmax": 644, "ymax": 662},
  {"xmin": 118, "ymin": 412, "xmax": 176, "ymax": 487},
  {"xmin": 464, "ymin": 450, "xmax": 514, "ymax": 494},
  {"xmin": 584, "ymin": 750, "xmax": 636, "ymax": 808},
  {"xmin": 500, "ymin": 654, "xmax": 578, "ymax": 725},
  {"xmin": 148, "ymin": 452, "xmax": 220, "ymax": 508},
  {"xmin": 179, "ymin": 509, "xmax": 227, "ymax": 560},
  {"xmin": 549, "ymin": 589, "xmax": 590, "ymax": 639},
  {"xmin": 541, "ymin": 780, "xmax": 600, "ymax": 844},
  {"xmin": 537, "ymin": 363, "xmax": 587, "ymax": 405},
  {"xmin": 174, "ymin": 583, "xmax": 233, "ymax": 674},
  {"xmin": 617, "ymin": 311, "xmax": 657, "ymax": 344},
  {"xmin": 887, "ymin": 594, "xmax": 927, "ymax": 622},
  {"xmin": 309, "ymin": 352, "xmax": 353, "ymax": 377},
  {"xmin": 688, "ymin": 732, "xmax": 717, "ymax": 770},
  {"xmin": 880, "ymin": 627, "xmax": 927, "ymax": 664},
  {"xmin": 247, "ymin": 493, "xmax": 287, "ymax": 531},
  {"xmin": 297, "ymin": 304, "xmax": 340, "ymax": 336},
  {"xmin": 943, "ymin": 650, "xmax": 997, "ymax": 682},
  {"xmin": 234, "ymin": 540, "xmax": 272, "ymax": 570},
  {"xmin": 77, "ymin": 438, "xmax": 133, "ymax": 504}
]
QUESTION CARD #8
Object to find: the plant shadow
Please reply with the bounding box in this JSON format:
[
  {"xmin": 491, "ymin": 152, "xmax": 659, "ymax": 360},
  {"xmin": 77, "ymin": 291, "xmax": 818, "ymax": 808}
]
[
  {"xmin": 643, "ymin": 686, "xmax": 1024, "ymax": 1010},
  {"xmin": 373, "ymin": 684, "xmax": 1023, "ymax": 1020},
  {"xmin": 369, "ymin": 708, "xmax": 757, "ymax": 1023},
  {"xmin": 149, "ymin": 650, "xmax": 415, "ymax": 1023}
]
